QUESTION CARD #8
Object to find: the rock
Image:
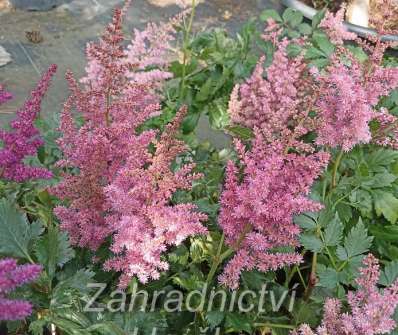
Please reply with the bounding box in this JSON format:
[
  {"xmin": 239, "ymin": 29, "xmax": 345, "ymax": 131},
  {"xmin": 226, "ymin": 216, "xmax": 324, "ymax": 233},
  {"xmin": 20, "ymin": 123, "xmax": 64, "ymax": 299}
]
[
  {"xmin": 9, "ymin": 0, "xmax": 70, "ymax": 11},
  {"xmin": 0, "ymin": 45, "xmax": 11, "ymax": 67}
]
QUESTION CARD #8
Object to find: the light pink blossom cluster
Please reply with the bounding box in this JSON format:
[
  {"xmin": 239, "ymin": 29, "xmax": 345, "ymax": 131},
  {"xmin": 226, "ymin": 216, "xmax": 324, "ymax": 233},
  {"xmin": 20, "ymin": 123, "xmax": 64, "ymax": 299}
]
[
  {"xmin": 230, "ymin": 10, "xmax": 398, "ymax": 153},
  {"xmin": 0, "ymin": 258, "xmax": 42, "ymax": 321},
  {"xmin": 218, "ymin": 132, "xmax": 329, "ymax": 289},
  {"xmin": 318, "ymin": 8, "xmax": 357, "ymax": 45},
  {"xmin": 105, "ymin": 107, "xmax": 207, "ymax": 287},
  {"xmin": 53, "ymin": 5, "xmax": 206, "ymax": 286},
  {"xmin": 294, "ymin": 254, "xmax": 398, "ymax": 335},
  {"xmin": 0, "ymin": 65, "xmax": 56, "ymax": 182}
]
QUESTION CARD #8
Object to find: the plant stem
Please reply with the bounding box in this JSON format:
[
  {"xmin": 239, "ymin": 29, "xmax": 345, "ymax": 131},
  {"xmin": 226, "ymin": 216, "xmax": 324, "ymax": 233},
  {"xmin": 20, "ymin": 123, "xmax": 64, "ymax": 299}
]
[
  {"xmin": 180, "ymin": 0, "xmax": 196, "ymax": 98},
  {"xmin": 257, "ymin": 323, "xmax": 296, "ymax": 330},
  {"xmin": 304, "ymin": 252, "xmax": 317, "ymax": 301},
  {"xmin": 331, "ymin": 150, "xmax": 344, "ymax": 189},
  {"xmin": 206, "ymin": 233, "xmax": 225, "ymax": 284}
]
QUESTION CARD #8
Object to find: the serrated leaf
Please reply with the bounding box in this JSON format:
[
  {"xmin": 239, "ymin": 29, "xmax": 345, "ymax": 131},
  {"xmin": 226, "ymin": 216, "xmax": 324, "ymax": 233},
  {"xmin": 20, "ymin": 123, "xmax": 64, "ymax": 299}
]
[
  {"xmin": 317, "ymin": 266, "xmax": 339, "ymax": 289},
  {"xmin": 313, "ymin": 32, "xmax": 335, "ymax": 56},
  {"xmin": 305, "ymin": 47, "xmax": 326, "ymax": 60},
  {"xmin": 373, "ymin": 190, "xmax": 398, "ymax": 224},
  {"xmin": 35, "ymin": 225, "xmax": 75, "ymax": 279},
  {"xmin": 206, "ymin": 311, "xmax": 225, "ymax": 329},
  {"xmin": 226, "ymin": 125, "xmax": 254, "ymax": 140},
  {"xmin": 380, "ymin": 260, "xmax": 398, "ymax": 286},
  {"xmin": 336, "ymin": 219, "xmax": 373, "ymax": 261},
  {"xmin": 300, "ymin": 234, "xmax": 323, "ymax": 253},
  {"xmin": 294, "ymin": 214, "xmax": 317, "ymax": 230},
  {"xmin": 225, "ymin": 313, "xmax": 252, "ymax": 333},
  {"xmin": 312, "ymin": 9, "xmax": 326, "ymax": 28},
  {"xmin": 298, "ymin": 23, "xmax": 312, "ymax": 35},
  {"xmin": 260, "ymin": 9, "xmax": 282, "ymax": 22},
  {"xmin": 0, "ymin": 198, "xmax": 44, "ymax": 260},
  {"xmin": 324, "ymin": 214, "xmax": 343, "ymax": 247},
  {"xmin": 282, "ymin": 8, "xmax": 303, "ymax": 27},
  {"xmin": 287, "ymin": 43, "xmax": 303, "ymax": 58}
]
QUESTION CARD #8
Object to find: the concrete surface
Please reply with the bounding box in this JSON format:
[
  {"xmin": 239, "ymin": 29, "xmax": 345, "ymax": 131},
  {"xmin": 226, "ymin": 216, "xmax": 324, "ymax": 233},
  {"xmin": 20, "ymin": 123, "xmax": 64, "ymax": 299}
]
[{"xmin": 0, "ymin": 0, "xmax": 282, "ymax": 133}]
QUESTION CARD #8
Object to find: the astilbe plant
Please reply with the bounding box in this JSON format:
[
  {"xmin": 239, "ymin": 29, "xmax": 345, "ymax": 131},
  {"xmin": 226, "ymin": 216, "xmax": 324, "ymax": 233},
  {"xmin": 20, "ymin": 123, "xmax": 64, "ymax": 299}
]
[
  {"xmin": 53, "ymin": 5, "xmax": 207, "ymax": 286},
  {"xmin": 294, "ymin": 254, "xmax": 398, "ymax": 335},
  {"xmin": 219, "ymin": 6, "xmax": 398, "ymax": 288},
  {"xmin": 218, "ymin": 133, "xmax": 329, "ymax": 289},
  {"xmin": 105, "ymin": 107, "xmax": 207, "ymax": 287},
  {"xmin": 0, "ymin": 65, "xmax": 56, "ymax": 182},
  {"xmin": 221, "ymin": 22, "xmax": 330, "ymax": 288},
  {"xmin": 0, "ymin": 258, "xmax": 42, "ymax": 321}
]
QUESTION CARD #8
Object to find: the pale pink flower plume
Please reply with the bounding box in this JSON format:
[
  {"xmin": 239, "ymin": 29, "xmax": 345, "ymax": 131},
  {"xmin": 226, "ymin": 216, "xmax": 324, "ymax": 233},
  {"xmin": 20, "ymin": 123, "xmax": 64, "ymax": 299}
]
[
  {"xmin": 293, "ymin": 254, "xmax": 398, "ymax": 335},
  {"xmin": 218, "ymin": 132, "xmax": 329, "ymax": 289}
]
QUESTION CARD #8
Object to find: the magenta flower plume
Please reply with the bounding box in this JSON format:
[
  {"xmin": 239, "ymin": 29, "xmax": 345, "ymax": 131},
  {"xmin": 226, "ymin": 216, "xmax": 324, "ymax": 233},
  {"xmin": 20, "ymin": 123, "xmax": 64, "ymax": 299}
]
[
  {"xmin": 294, "ymin": 254, "xmax": 398, "ymax": 335},
  {"xmin": 0, "ymin": 65, "xmax": 56, "ymax": 182},
  {"xmin": 0, "ymin": 258, "xmax": 42, "ymax": 321},
  {"xmin": 218, "ymin": 132, "xmax": 329, "ymax": 289},
  {"xmin": 104, "ymin": 107, "xmax": 207, "ymax": 287},
  {"xmin": 0, "ymin": 85, "xmax": 12, "ymax": 105}
]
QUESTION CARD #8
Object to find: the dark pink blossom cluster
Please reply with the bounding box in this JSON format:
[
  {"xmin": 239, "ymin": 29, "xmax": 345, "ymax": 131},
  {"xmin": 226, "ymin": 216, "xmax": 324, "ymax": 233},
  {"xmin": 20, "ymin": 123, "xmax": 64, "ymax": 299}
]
[
  {"xmin": 0, "ymin": 258, "xmax": 42, "ymax": 321},
  {"xmin": 218, "ymin": 132, "xmax": 329, "ymax": 289},
  {"xmin": 53, "ymin": 6, "xmax": 207, "ymax": 286},
  {"xmin": 0, "ymin": 85, "xmax": 12, "ymax": 105},
  {"xmin": 0, "ymin": 65, "xmax": 56, "ymax": 182},
  {"xmin": 294, "ymin": 254, "xmax": 398, "ymax": 335}
]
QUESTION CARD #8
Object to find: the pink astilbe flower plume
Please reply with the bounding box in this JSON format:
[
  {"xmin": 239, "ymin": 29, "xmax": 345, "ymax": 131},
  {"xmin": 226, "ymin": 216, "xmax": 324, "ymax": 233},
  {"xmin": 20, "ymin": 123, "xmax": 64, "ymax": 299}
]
[
  {"xmin": 0, "ymin": 258, "xmax": 42, "ymax": 321},
  {"xmin": 315, "ymin": 9, "xmax": 398, "ymax": 151},
  {"xmin": 53, "ymin": 5, "xmax": 178, "ymax": 250},
  {"xmin": 0, "ymin": 65, "xmax": 56, "ymax": 182},
  {"xmin": 104, "ymin": 107, "xmax": 207, "ymax": 287},
  {"xmin": 218, "ymin": 132, "xmax": 329, "ymax": 289},
  {"xmin": 293, "ymin": 254, "xmax": 398, "ymax": 335},
  {"xmin": 53, "ymin": 4, "xmax": 206, "ymax": 286}
]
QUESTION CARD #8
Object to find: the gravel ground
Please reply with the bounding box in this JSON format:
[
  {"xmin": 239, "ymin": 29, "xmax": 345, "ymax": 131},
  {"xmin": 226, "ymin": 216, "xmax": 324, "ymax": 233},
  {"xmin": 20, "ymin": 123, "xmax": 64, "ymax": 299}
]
[{"xmin": 0, "ymin": 0, "xmax": 282, "ymax": 132}]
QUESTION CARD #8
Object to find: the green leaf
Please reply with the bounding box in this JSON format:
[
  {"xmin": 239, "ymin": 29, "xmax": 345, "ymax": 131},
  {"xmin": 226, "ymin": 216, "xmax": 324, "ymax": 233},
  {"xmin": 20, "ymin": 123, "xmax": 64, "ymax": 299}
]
[
  {"xmin": 300, "ymin": 234, "xmax": 323, "ymax": 253},
  {"xmin": 336, "ymin": 218, "xmax": 373, "ymax": 261},
  {"xmin": 313, "ymin": 32, "xmax": 335, "ymax": 56},
  {"xmin": 324, "ymin": 214, "xmax": 343, "ymax": 247},
  {"xmin": 226, "ymin": 125, "xmax": 254, "ymax": 140},
  {"xmin": 317, "ymin": 265, "xmax": 339, "ymax": 289},
  {"xmin": 298, "ymin": 23, "xmax": 312, "ymax": 35},
  {"xmin": 283, "ymin": 8, "xmax": 303, "ymax": 27},
  {"xmin": 305, "ymin": 47, "xmax": 326, "ymax": 60},
  {"xmin": 373, "ymin": 190, "xmax": 398, "ymax": 224},
  {"xmin": 287, "ymin": 43, "xmax": 303, "ymax": 58},
  {"xmin": 0, "ymin": 198, "xmax": 43, "ymax": 260},
  {"xmin": 206, "ymin": 311, "xmax": 225, "ymax": 329},
  {"xmin": 260, "ymin": 9, "xmax": 282, "ymax": 22},
  {"xmin": 35, "ymin": 225, "xmax": 75, "ymax": 279},
  {"xmin": 380, "ymin": 260, "xmax": 398, "ymax": 286},
  {"xmin": 225, "ymin": 313, "xmax": 252, "ymax": 333},
  {"xmin": 312, "ymin": 9, "xmax": 326, "ymax": 28},
  {"xmin": 294, "ymin": 214, "xmax": 317, "ymax": 230}
]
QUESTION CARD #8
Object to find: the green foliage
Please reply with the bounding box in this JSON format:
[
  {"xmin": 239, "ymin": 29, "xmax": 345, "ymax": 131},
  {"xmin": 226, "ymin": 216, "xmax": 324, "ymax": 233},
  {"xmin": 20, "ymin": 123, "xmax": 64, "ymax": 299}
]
[{"xmin": 2, "ymin": 5, "xmax": 398, "ymax": 335}]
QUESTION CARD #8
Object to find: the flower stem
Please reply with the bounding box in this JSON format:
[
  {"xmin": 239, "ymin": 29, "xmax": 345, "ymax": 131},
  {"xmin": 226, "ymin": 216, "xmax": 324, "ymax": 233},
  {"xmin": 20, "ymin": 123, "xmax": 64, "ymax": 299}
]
[
  {"xmin": 180, "ymin": 0, "xmax": 196, "ymax": 98},
  {"xmin": 257, "ymin": 323, "xmax": 296, "ymax": 330},
  {"xmin": 331, "ymin": 150, "xmax": 344, "ymax": 189}
]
